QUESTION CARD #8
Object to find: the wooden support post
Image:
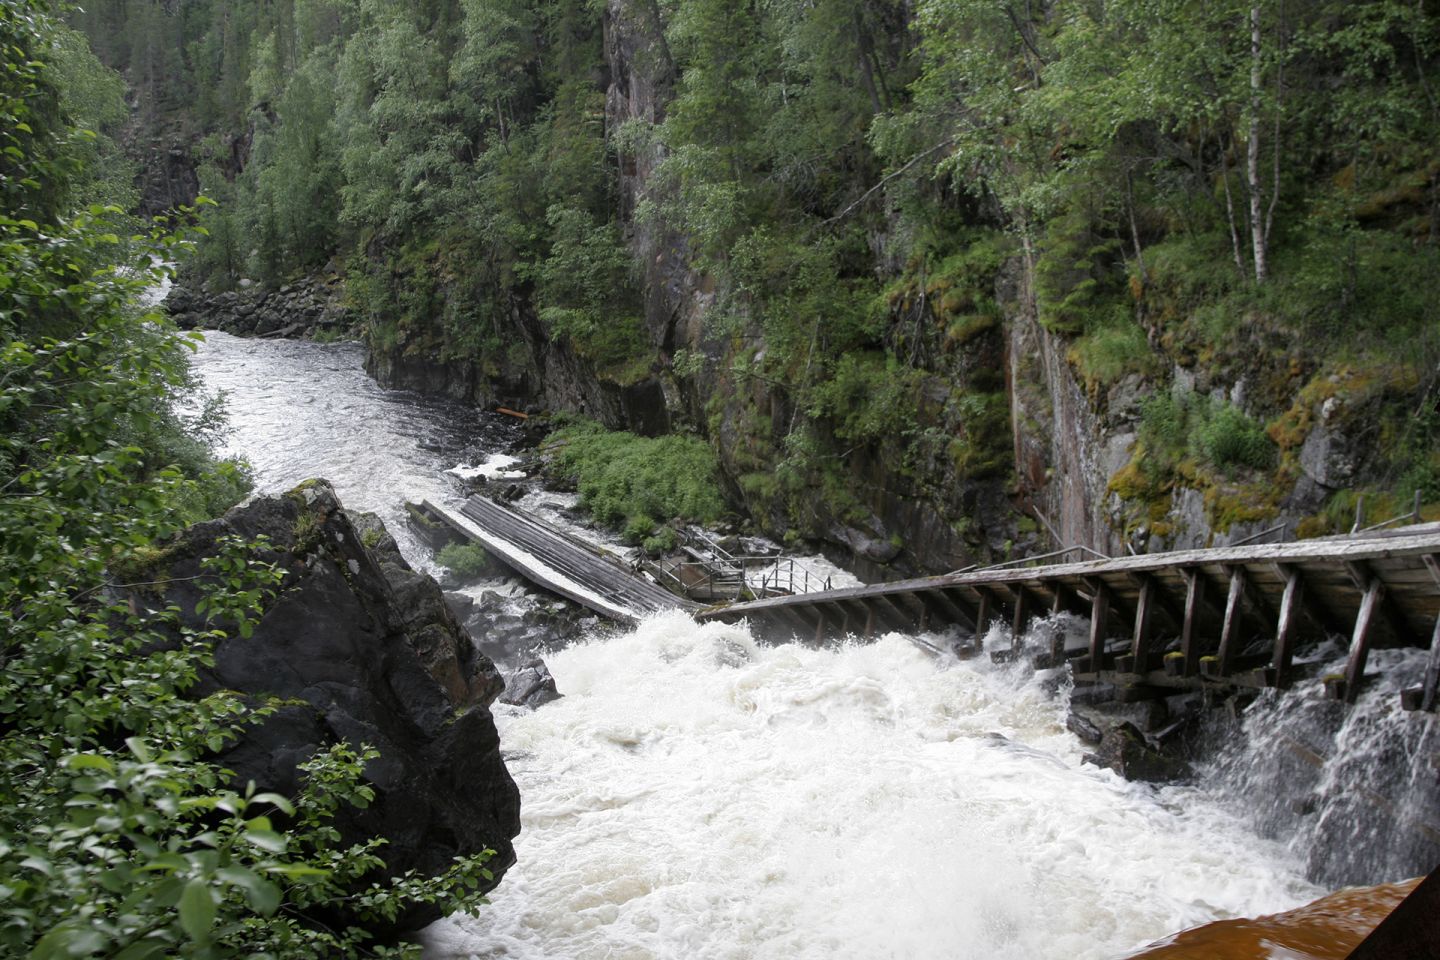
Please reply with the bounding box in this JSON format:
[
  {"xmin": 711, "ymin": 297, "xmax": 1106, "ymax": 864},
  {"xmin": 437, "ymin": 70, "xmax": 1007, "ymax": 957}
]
[
  {"xmin": 1342, "ymin": 576, "xmax": 1386, "ymax": 704},
  {"xmin": 775, "ymin": 605, "xmax": 812, "ymax": 641},
  {"xmin": 929, "ymin": 589, "xmax": 975, "ymax": 630},
  {"xmin": 1050, "ymin": 584, "xmax": 1068, "ymax": 615},
  {"xmin": 813, "ymin": 610, "xmax": 827, "ymax": 646},
  {"xmin": 863, "ymin": 604, "xmax": 877, "ymax": 641},
  {"xmin": 1271, "ymin": 564, "xmax": 1303, "ymax": 688},
  {"xmin": 1087, "ymin": 580, "xmax": 1110, "ymax": 673},
  {"xmin": 873, "ymin": 594, "xmax": 915, "ymax": 633},
  {"xmin": 837, "ymin": 606, "xmax": 851, "ymax": 638},
  {"xmin": 1180, "ymin": 567, "xmax": 1206, "ymax": 678},
  {"xmin": 1421, "ymin": 614, "xmax": 1440, "ymax": 712},
  {"xmin": 1129, "ymin": 575, "xmax": 1156, "ymax": 675},
  {"xmin": 1214, "ymin": 566, "xmax": 1246, "ymax": 677},
  {"xmin": 1424, "ymin": 554, "xmax": 1440, "ymax": 591},
  {"xmin": 1011, "ymin": 587, "xmax": 1030, "ymax": 645},
  {"xmin": 975, "ymin": 589, "xmax": 993, "ymax": 636},
  {"xmin": 917, "ymin": 599, "xmax": 930, "ymax": 634}
]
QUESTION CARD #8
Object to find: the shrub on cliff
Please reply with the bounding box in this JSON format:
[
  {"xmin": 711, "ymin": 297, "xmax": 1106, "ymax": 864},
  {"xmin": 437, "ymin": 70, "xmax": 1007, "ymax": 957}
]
[{"xmin": 0, "ymin": 6, "xmax": 493, "ymax": 955}]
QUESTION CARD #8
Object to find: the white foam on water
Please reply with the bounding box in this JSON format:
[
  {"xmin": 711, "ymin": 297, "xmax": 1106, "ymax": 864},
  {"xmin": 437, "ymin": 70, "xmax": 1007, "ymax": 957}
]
[
  {"xmin": 425, "ymin": 613, "xmax": 1320, "ymax": 960},
  {"xmin": 450, "ymin": 454, "xmax": 527, "ymax": 481}
]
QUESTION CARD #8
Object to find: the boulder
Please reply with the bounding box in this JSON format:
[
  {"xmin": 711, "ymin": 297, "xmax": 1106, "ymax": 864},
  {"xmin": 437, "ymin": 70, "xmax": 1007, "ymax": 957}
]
[
  {"xmin": 128, "ymin": 480, "xmax": 519, "ymax": 936},
  {"xmin": 1082, "ymin": 721, "xmax": 1192, "ymax": 783},
  {"xmin": 500, "ymin": 657, "xmax": 563, "ymax": 710}
]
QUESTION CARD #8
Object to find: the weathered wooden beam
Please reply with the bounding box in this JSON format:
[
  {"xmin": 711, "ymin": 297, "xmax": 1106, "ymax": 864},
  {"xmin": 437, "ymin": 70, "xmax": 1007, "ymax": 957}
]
[
  {"xmin": 774, "ymin": 604, "xmax": 813, "ymax": 640},
  {"xmin": 1346, "ymin": 560, "xmax": 1408, "ymax": 647},
  {"xmin": 1050, "ymin": 582, "xmax": 1074, "ymax": 616},
  {"xmin": 1011, "ymin": 586, "xmax": 1031, "ymax": 641},
  {"xmin": 1338, "ymin": 575, "xmax": 1386, "ymax": 704},
  {"xmin": 893, "ymin": 591, "xmax": 932, "ymax": 632},
  {"xmin": 1180, "ymin": 567, "xmax": 1207, "ymax": 678},
  {"xmin": 863, "ymin": 603, "xmax": 877, "ymax": 641},
  {"xmin": 1423, "ymin": 554, "xmax": 1440, "ymax": 591},
  {"xmin": 872, "ymin": 594, "xmax": 917, "ymax": 633},
  {"xmin": 974, "ymin": 588, "xmax": 994, "ymax": 636},
  {"xmin": 1129, "ymin": 574, "xmax": 1157, "ymax": 675},
  {"xmin": 813, "ymin": 609, "xmax": 828, "ymax": 645},
  {"xmin": 1271, "ymin": 564, "xmax": 1303, "ymax": 688},
  {"xmin": 1420, "ymin": 614, "xmax": 1440, "ymax": 712},
  {"xmin": 1212, "ymin": 566, "xmax": 1247, "ymax": 677},
  {"xmin": 1124, "ymin": 570, "xmax": 1184, "ymax": 638},
  {"xmin": 1087, "ymin": 579, "xmax": 1110, "ymax": 673},
  {"xmin": 925, "ymin": 588, "xmax": 975, "ymax": 630}
]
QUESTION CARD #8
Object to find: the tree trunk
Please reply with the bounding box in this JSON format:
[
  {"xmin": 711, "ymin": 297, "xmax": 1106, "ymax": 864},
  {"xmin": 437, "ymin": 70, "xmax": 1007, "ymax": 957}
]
[
  {"xmin": 1248, "ymin": 3, "xmax": 1268, "ymax": 282},
  {"xmin": 1220, "ymin": 128, "xmax": 1248, "ymax": 279}
]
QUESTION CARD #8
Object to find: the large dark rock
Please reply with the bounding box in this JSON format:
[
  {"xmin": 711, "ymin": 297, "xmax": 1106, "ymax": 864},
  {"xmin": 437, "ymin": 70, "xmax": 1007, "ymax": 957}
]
[{"xmin": 129, "ymin": 480, "xmax": 519, "ymax": 936}]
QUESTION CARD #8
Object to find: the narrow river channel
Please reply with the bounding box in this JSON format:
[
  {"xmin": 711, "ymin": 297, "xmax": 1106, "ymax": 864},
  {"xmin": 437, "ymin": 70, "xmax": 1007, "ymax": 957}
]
[{"xmin": 191, "ymin": 331, "xmax": 1430, "ymax": 960}]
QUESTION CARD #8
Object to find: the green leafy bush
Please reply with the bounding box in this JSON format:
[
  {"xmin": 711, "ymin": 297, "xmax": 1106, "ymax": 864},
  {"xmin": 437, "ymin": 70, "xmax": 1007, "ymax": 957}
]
[
  {"xmin": 0, "ymin": 9, "xmax": 494, "ymax": 954},
  {"xmin": 1196, "ymin": 403, "xmax": 1275, "ymax": 474},
  {"xmin": 543, "ymin": 418, "xmax": 725, "ymax": 542},
  {"xmin": 437, "ymin": 541, "xmax": 491, "ymax": 578}
]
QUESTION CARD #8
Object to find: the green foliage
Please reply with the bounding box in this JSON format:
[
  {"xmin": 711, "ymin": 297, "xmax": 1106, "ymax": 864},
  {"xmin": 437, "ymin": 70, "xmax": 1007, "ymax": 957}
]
[
  {"xmin": 806, "ymin": 351, "xmax": 922, "ymax": 446},
  {"xmin": 534, "ymin": 203, "xmax": 649, "ymax": 375},
  {"xmin": 1066, "ymin": 311, "xmax": 1157, "ymax": 390},
  {"xmin": 437, "ymin": 540, "xmax": 490, "ymax": 578},
  {"xmin": 543, "ymin": 418, "xmax": 725, "ymax": 542},
  {"xmin": 1135, "ymin": 391, "xmax": 1276, "ymax": 480},
  {"xmin": 1, "ymin": 8, "xmax": 493, "ymax": 955},
  {"xmin": 1195, "ymin": 402, "xmax": 1274, "ymax": 474}
]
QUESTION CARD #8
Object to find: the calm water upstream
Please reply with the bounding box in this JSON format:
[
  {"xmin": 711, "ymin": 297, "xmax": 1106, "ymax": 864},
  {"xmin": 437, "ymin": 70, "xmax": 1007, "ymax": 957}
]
[{"xmin": 190, "ymin": 331, "xmax": 1430, "ymax": 960}]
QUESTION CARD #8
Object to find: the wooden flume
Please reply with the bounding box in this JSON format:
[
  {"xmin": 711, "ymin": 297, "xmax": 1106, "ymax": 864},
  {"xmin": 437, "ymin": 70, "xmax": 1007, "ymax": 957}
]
[{"xmin": 423, "ymin": 494, "xmax": 1440, "ymax": 711}]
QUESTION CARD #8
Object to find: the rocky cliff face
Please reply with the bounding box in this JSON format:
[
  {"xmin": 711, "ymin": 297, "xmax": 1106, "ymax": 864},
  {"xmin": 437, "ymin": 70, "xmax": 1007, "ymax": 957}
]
[{"xmin": 129, "ymin": 480, "xmax": 519, "ymax": 935}]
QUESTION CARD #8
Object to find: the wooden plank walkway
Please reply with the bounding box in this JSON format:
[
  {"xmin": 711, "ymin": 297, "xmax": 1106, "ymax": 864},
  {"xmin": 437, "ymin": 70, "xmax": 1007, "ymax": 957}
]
[
  {"xmin": 696, "ymin": 525, "xmax": 1440, "ymax": 710},
  {"xmin": 423, "ymin": 497, "xmax": 700, "ymax": 624}
]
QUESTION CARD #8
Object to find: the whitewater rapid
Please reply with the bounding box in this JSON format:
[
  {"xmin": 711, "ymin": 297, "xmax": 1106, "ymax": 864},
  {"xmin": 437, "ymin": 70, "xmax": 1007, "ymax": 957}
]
[
  {"xmin": 187, "ymin": 332, "xmax": 1344, "ymax": 960},
  {"xmin": 424, "ymin": 615, "xmax": 1320, "ymax": 960}
]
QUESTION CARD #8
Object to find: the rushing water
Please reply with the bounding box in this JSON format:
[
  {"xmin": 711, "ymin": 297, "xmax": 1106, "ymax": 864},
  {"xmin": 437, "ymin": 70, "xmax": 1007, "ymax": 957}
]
[{"xmin": 189, "ymin": 332, "xmax": 1431, "ymax": 960}]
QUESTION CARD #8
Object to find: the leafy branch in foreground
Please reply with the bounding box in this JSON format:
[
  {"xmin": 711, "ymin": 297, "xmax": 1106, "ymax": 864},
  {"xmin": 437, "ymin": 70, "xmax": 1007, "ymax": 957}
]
[{"xmin": 0, "ymin": 4, "xmax": 493, "ymax": 955}]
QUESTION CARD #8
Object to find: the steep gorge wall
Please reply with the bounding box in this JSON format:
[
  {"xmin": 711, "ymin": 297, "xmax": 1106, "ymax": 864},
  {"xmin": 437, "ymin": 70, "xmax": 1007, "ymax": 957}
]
[{"xmin": 146, "ymin": 0, "xmax": 1435, "ymax": 579}]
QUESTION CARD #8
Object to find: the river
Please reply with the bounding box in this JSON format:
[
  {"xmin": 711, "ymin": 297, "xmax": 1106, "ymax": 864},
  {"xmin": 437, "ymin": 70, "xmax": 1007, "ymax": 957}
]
[{"xmin": 190, "ymin": 331, "xmax": 1430, "ymax": 960}]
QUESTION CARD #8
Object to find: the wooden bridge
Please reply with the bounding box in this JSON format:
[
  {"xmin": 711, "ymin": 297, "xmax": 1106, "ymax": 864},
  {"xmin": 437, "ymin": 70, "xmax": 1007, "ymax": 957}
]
[
  {"xmin": 696, "ymin": 526, "xmax": 1440, "ymax": 711},
  {"xmin": 419, "ymin": 497, "xmax": 699, "ymax": 624}
]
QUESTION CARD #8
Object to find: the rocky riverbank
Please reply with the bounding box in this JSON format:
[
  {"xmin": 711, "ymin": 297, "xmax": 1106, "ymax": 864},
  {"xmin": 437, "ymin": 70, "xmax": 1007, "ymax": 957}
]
[{"xmin": 166, "ymin": 273, "xmax": 354, "ymax": 340}]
